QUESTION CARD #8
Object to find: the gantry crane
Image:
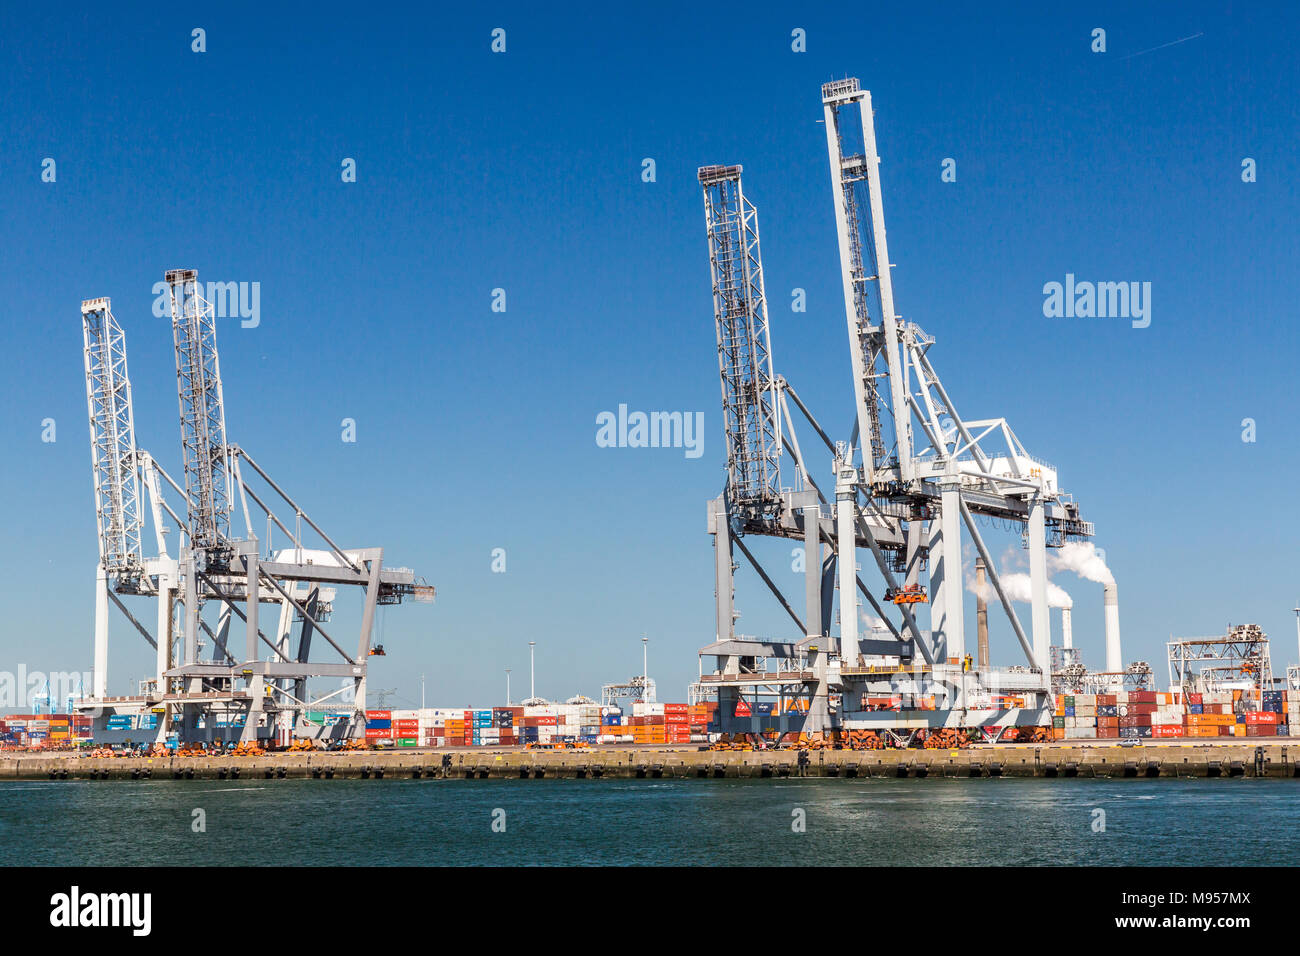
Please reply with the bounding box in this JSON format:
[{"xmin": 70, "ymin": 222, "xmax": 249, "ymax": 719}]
[
  {"xmin": 697, "ymin": 80, "xmax": 1095, "ymax": 736},
  {"xmin": 79, "ymin": 271, "xmax": 434, "ymax": 744}
]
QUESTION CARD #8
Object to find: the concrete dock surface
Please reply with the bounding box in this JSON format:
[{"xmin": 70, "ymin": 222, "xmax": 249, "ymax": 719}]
[{"xmin": 3, "ymin": 740, "xmax": 1297, "ymax": 780}]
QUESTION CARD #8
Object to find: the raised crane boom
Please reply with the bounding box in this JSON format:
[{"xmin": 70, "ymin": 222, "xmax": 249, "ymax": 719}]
[
  {"xmin": 81, "ymin": 297, "xmax": 143, "ymax": 583},
  {"xmin": 168, "ymin": 268, "xmax": 233, "ymax": 560},
  {"xmin": 699, "ymin": 164, "xmax": 782, "ymax": 519},
  {"xmin": 822, "ymin": 79, "xmax": 913, "ymax": 484}
]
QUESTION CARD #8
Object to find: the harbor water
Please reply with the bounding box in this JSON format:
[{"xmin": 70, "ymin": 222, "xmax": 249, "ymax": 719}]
[{"xmin": 2, "ymin": 777, "xmax": 1297, "ymax": 866}]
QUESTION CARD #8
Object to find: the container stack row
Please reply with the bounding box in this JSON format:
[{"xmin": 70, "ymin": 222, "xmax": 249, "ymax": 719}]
[
  {"xmin": 0, "ymin": 713, "xmax": 92, "ymax": 748},
  {"xmin": 360, "ymin": 701, "xmax": 717, "ymax": 747},
  {"xmin": 1053, "ymin": 689, "xmax": 1300, "ymax": 740}
]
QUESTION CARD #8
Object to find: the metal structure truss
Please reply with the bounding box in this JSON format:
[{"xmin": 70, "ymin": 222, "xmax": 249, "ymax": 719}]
[
  {"xmin": 167, "ymin": 269, "xmax": 234, "ymax": 561},
  {"xmin": 698, "ymin": 79, "xmax": 1097, "ymax": 735},
  {"xmin": 80, "ymin": 269, "xmax": 434, "ymax": 744},
  {"xmin": 1168, "ymin": 625, "xmax": 1272, "ymax": 696},
  {"xmin": 699, "ymin": 165, "xmax": 783, "ymax": 521},
  {"xmin": 601, "ymin": 676, "xmax": 657, "ymax": 712},
  {"xmin": 82, "ymin": 298, "xmax": 144, "ymax": 586}
]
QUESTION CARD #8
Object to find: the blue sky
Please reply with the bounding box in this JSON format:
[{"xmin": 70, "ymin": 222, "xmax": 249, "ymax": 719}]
[{"xmin": 1, "ymin": 3, "xmax": 1297, "ymax": 708}]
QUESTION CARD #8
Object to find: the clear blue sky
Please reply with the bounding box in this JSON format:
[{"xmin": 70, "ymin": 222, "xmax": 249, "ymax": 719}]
[{"xmin": 1, "ymin": 3, "xmax": 1297, "ymax": 709}]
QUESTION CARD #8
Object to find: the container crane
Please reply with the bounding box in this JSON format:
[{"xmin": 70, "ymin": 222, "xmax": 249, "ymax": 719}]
[
  {"xmin": 79, "ymin": 270, "xmax": 435, "ymax": 745},
  {"xmin": 697, "ymin": 80, "xmax": 1096, "ymax": 738}
]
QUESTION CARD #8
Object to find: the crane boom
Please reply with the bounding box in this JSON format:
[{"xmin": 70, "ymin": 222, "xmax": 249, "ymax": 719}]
[
  {"xmin": 81, "ymin": 297, "xmax": 144, "ymax": 583},
  {"xmin": 699, "ymin": 164, "xmax": 782, "ymax": 519},
  {"xmin": 168, "ymin": 268, "xmax": 233, "ymax": 560}
]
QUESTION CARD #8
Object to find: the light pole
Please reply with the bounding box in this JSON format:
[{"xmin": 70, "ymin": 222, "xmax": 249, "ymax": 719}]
[
  {"xmin": 529, "ymin": 641, "xmax": 536, "ymax": 701},
  {"xmin": 642, "ymin": 634, "xmax": 649, "ymax": 683},
  {"xmin": 1293, "ymin": 604, "xmax": 1299, "ymax": 666},
  {"xmin": 506, "ymin": 669, "xmax": 511, "ymax": 705},
  {"xmin": 420, "ymin": 673, "xmax": 425, "ymax": 711}
]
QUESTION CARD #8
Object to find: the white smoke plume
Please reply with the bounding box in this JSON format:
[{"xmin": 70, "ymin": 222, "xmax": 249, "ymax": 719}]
[
  {"xmin": 1049, "ymin": 542, "xmax": 1114, "ymax": 586},
  {"xmin": 995, "ymin": 571, "xmax": 1073, "ymax": 609},
  {"xmin": 965, "ymin": 564, "xmax": 993, "ymax": 603},
  {"xmin": 860, "ymin": 609, "xmax": 887, "ymax": 631}
]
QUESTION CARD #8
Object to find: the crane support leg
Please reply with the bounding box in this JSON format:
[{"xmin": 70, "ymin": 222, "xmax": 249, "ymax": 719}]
[
  {"xmin": 93, "ymin": 565, "xmax": 109, "ymax": 698},
  {"xmin": 1028, "ymin": 497, "xmax": 1050, "ymax": 672},
  {"xmin": 836, "ymin": 491, "xmax": 859, "ymax": 666},
  {"xmin": 940, "ymin": 482, "xmax": 965, "ymax": 668},
  {"xmin": 709, "ymin": 495, "xmax": 735, "ymax": 642},
  {"xmin": 928, "ymin": 517, "xmax": 945, "ymax": 653},
  {"xmin": 799, "ymin": 492, "xmax": 823, "ymax": 640},
  {"xmin": 156, "ymin": 565, "xmax": 175, "ymax": 692}
]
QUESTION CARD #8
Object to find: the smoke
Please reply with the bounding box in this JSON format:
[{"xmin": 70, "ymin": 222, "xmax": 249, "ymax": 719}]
[
  {"xmin": 859, "ymin": 609, "xmax": 887, "ymax": 631},
  {"xmin": 965, "ymin": 568, "xmax": 993, "ymax": 604},
  {"xmin": 1049, "ymin": 542, "xmax": 1114, "ymax": 586},
  {"xmin": 996, "ymin": 571, "xmax": 1073, "ymax": 609}
]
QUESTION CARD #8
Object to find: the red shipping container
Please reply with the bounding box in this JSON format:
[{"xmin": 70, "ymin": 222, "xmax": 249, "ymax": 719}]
[
  {"xmin": 365, "ymin": 710, "xmax": 391, "ymax": 721},
  {"xmin": 364, "ymin": 728, "xmax": 392, "ymax": 739},
  {"xmin": 1129, "ymin": 691, "xmax": 1157, "ymax": 704},
  {"xmin": 1245, "ymin": 712, "xmax": 1279, "ymax": 724}
]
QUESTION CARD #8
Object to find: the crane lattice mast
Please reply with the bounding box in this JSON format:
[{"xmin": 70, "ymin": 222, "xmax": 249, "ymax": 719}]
[
  {"xmin": 699, "ymin": 164, "xmax": 783, "ymax": 519},
  {"xmin": 168, "ymin": 269, "xmax": 233, "ymax": 561},
  {"xmin": 82, "ymin": 297, "xmax": 144, "ymax": 582}
]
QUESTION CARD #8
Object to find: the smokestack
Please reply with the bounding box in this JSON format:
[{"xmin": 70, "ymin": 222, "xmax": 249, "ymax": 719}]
[
  {"xmin": 1061, "ymin": 606, "xmax": 1073, "ymax": 649},
  {"xmin": 975, "ymin": 557, "xmax": 989, "ymax": 669},
  {"xmin": 1104, "ymin": 581, "xmax": 1121, "ymax": 672}
]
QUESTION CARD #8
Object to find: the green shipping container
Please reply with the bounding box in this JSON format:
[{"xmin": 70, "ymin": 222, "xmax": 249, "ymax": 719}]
[
  {"xmin": 1053, "ymin": 716, "xmax": 1066, "ymax": 728},
  {"xmin": 396, "ymin": 738, "xmax": 418, "ymax": 747}
]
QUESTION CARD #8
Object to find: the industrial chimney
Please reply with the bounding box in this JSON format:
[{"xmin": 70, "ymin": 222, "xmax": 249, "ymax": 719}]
[
  {"xmin": 975, "ymin": 557, "xmax": 989, "ymax": 669},
  {"xmin": 1061, "ymin": 606, "xmax": 1073, "ymax": 649},
  {"xmin": 1104, "ymin": 581, "xmax": 1122, "ymax": 672}
]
